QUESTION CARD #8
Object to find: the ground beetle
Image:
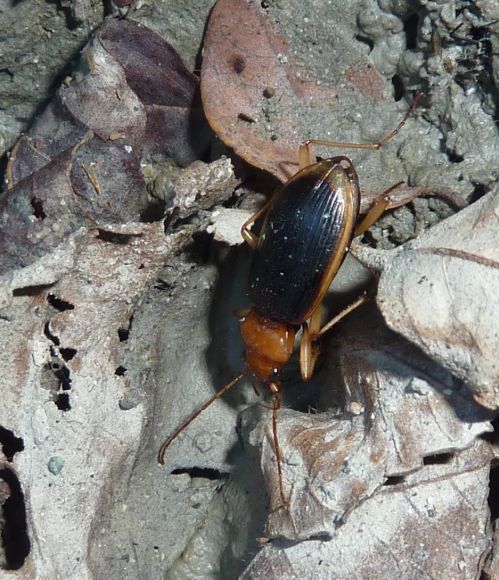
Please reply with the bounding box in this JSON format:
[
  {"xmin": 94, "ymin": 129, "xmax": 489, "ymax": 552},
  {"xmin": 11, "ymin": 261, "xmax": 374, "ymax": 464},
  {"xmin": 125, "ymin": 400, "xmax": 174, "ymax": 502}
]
[{"xmin": 159, "ymin": 94, "xmax": 423, "ymax": 506}]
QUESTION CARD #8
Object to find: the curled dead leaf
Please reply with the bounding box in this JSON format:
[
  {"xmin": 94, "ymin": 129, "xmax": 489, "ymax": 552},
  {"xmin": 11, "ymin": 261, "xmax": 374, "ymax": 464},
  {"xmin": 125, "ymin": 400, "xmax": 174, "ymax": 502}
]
[{"xmin": 354, "ymin": 188, "xmax": 499, "ymax": 409}]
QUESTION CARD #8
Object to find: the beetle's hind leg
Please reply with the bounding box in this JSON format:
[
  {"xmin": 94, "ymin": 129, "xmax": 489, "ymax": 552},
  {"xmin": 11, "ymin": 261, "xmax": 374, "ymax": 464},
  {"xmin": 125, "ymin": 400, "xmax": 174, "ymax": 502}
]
[{"xmin": 299, "ymin": 294, "xmax": 370, "ymax": 380}]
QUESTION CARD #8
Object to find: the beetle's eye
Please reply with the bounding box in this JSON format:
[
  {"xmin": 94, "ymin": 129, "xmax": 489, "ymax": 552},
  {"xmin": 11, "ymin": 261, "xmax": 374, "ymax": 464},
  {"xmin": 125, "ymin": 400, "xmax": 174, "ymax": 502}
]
[{"xmin": 270, "ymin": 368, "xmax": 280, "ymax": 379}]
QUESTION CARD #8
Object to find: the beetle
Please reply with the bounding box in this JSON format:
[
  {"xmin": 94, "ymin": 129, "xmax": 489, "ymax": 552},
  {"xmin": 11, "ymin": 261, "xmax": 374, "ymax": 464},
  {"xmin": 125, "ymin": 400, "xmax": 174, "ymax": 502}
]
[{"xmin": 159, "ymin": 95, "xmax": 423, "ymax": 506}]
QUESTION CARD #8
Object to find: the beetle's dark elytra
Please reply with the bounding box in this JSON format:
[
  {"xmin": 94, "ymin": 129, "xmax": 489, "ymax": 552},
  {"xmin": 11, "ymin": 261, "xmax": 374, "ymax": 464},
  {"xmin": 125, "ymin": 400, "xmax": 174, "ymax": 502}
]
[{"xmin": 247, "ymin": 159, "xmax": 360, "ymax": 325}]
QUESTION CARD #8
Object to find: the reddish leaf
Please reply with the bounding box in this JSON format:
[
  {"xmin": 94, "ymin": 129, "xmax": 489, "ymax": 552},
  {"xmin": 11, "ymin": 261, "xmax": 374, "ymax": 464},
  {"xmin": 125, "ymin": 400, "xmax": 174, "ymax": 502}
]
[{"xmin": 201, "ymin": 0, "xmax": 391, "ymax": 182}]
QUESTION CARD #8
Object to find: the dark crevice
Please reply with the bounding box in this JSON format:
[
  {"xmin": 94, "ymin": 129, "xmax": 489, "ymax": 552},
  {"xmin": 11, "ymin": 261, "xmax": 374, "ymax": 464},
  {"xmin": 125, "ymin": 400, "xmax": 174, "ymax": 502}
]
[
  {"xmin": 141, "ymin": 201, "xmax": 167, "ymax": 223},
  {"xmin": 188, "ymin": 231, "xmax": 216, "ymax": 265},
  {"xmin": 0, "ymin": 467, "xmax": 30, "ymax": 570},
  {"xmin": 43, "ymin": 337, "xmax": 73, "ymax": 410},
  {"xmin": 447, "ymin": 151, "xmax": 464, "ymax": 163},
  {"xmin": 59, "ymin": 347, "xmax": 77, "ymax": 361},
  {"xmin": 469, "ymin": 183, "xmax": 490, "ymax": 204},
  {"xmin": 117, "ymin": 327, "xmax": 129, "ymax": 342},
  {"xmin": 422, "ymin": 452, "xmax": 454, "ymax": 465},
  {"xmin": 0, "ymin": 68, "xmax": 14, "ymax": 80},
  {"xmin": 118, "ymin": 316, "xmax": 133, "ymax": 342},
  {"xmin": 403, "ymin": 12, "xmax": 419, "ymax": 50},
  {"xmin": 391, "ymin": 74, "xmax": 405, "ymax": 101},
  {"xmin": 238, "ymin": 112, "xmax": 256, "ymax": 124},
  {"xmin": 54, "ymin": 393, "xmax": 71, "ymax": 411},
  {"xmin": 355, "ymin": 34, "xmax": 374, "ymax": 53},
  {"xmin": 96, "ymin": 229, "xmax": 136, "ymax": 244},
  {"xmin": 0, "ymin": 427, "xmax": 24, "ymax": 462},
  {"xmin": 171, "ymin": 467, "xmax": 229, "ymax": 481},
  {"xmin": 115, "ymin": 365, "xmax": 127, "ymax": 376},
  {"xmin": 384, "ymin": 475, "xmax": 405, "ymax": 486},
  {"xmin": 30, "ymin": 197, "xmax": 46, "ymax": 220},
  {"xmin": 482, "ymin": 412, "xmax": 499, "ymax": 446},
  {"xmin": 488, "ymin": 463, "xmax": 499, "ymax": 520},
  {"xmin": 47, "ymin": 293, "xmax": 74, "ymax": 312},
  {"xmin": 42, "ymin": 358, "xmax": 73, "ymax": 411},
  {"xmin": 307, "ymin": 532, "xmax": 333, "ymax": 542},
  {"xmin": 43, "ymin": 321, "xmax": 60, "ymax": 346},
  {"xmin": 52, "ymin": 363, "xmax": 71, "ymax": 391},
  {"xmin": 43, "ymin": 292, "xmax": 76, "ymax": 409},
  {"xmin": 49, "ymin": 352, "xmax": 72, "ymax": 410},
  {"xmin": 12, "ymin": 283, "xmax": 54, "ymax": 297}
]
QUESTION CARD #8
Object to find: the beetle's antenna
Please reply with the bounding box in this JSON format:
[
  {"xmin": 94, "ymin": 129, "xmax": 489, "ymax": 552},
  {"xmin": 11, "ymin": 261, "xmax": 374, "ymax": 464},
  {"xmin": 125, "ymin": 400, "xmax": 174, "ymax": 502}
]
[
  {"xmin": 158, "ymin": 372, "xmax": 245, "ymax": 465},
  {"xmin": 269, "ymin": 382, "xmax": 288, "ymax": 507}
]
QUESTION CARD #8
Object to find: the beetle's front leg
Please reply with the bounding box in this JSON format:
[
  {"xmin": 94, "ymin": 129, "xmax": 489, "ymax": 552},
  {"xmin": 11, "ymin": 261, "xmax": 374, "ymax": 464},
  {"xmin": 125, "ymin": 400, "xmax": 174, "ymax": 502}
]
[{"xmin": 241, "ymin": 199, "xmax": 274, "ymax": 249}]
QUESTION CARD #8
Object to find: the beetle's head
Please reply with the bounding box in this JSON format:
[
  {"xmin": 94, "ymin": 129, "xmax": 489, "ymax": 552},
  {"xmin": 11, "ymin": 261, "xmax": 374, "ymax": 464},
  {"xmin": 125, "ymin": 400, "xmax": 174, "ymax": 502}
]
[{"xmin": 239, "ymin": 309, "xmax": 296, "ymax": 383}]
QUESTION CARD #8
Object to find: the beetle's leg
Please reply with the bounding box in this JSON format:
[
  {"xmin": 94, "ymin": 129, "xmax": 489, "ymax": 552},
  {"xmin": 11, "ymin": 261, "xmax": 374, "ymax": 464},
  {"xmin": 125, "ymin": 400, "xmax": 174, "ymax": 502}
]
[
  {"xmin": 354, "ymin": 180, "xmax": 405, "ymax": 236},
  {"xmin": 269, "ymin": 382, "xmax": 288, "ymax": 506},
  {"xmin": 354, "ymin": 197, "xmax": 390, "ymax": 236},
  {"xmin": 158, "ymin": 372, "xmax": 245, "ymax": 465},
  {"xmin": 300, "ymin": 296, "xmax": 368, "ymax": 379},
  {"xmin": 299, "ymin": 93, "xmax": 423, "ymax": 169},
  {"xmin": 298, "ymin": 141, "xmax": 313, "ymax": 169},
  {"xmin": 241, "ymin": 199, "xmax": 274, "ymax": 249},
  {"xmin": 299, "ymin": 306, "xmax": 324, "ymax": 381},
  {"xmin": 316, "ymin": 293, "xmax": 369, "ymax": 339}
]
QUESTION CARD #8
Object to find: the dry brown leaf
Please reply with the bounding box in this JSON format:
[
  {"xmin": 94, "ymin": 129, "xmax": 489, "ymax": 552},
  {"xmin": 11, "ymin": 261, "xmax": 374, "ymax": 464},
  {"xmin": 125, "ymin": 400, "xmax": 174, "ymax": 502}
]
[
  {"xmin": 243, "ymin": 440, "xmax": 492, "ymax": 578},
  {"xmin": 98, "ymin": 19, "xmax": 212, "ymax": 165}
]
